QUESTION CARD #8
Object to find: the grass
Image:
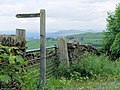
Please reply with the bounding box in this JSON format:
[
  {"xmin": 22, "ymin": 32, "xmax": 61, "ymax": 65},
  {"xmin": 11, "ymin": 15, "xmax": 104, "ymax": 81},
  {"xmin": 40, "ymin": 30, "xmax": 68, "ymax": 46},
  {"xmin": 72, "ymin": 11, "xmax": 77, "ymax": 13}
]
[
  {"xmin": 50, "ymin": 54, "xmax": 120, "ymax": 89},
  {"xmin": 80, "ymin": 39, "xmax": 102, "ymax": 44},
  {"xmin": 46, "ymin": 78, "xmax": 120, "ymax": 90},
  {"xmin": 21, "ymin": 65, "xmax": 41, "ymax": 90},
  {"xmin": 67, "ymin": 32, "xmax": 104, "ymax": 39},
  {"xmin": 54, "ymin": 54, "xmax": 120, "ymax": 80},
  {"xmin": 26, "ymin": 39, "xmax": 57, "ymax": 50}
]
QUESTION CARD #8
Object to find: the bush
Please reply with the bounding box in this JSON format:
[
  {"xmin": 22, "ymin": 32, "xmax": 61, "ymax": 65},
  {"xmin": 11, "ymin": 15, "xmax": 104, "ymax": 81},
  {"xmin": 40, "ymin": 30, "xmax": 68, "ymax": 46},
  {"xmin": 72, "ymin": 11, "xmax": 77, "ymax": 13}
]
[
  {"xmin": 0, "ymin": 45, "xmax": 28, "ymax": 89},
  {"xmin": 54, "ymin": 54, "xmax": 120, "ymax": 81}
]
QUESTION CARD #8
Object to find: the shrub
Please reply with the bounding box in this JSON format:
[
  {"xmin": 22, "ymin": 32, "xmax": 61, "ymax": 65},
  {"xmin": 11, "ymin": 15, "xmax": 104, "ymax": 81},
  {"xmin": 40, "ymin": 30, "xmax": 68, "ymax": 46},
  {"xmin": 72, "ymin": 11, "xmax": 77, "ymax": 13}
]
[
  {"xmin": 54, "ymin": 54, "xmax": 120, "ymax": 81},
  {"xmin": 0, "ymin": 45, "xmax": 28, "ymax": 89}
]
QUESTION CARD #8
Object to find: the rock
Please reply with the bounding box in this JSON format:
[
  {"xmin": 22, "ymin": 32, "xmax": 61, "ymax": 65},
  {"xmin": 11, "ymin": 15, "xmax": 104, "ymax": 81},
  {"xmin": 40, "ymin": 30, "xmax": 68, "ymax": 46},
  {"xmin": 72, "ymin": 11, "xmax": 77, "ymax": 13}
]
[
  {"xmin": 67, "ymin": 40, "xmax": 100, "ymax": 63},
  {"xmin": 0, "ymin": 35, "xmax": 26, "ymax": 51}
]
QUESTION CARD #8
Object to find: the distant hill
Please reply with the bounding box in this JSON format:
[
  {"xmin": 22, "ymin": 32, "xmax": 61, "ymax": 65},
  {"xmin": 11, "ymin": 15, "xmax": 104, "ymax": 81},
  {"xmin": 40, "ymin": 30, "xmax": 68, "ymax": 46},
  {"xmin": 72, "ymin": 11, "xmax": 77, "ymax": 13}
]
[
  {"xmin": 67, "ymin": 32, "xmax": 104, "ymax": 39},
  {"xmin": 46, "ymin": 30, "xmax": 101, "ymax": 38},
  {"xmin": 67, "ymin": 32, "xmax": 104, "ymax": 45},
  {"xmin": 0, "ymin": 30, "xmax": 104, "ymax": 40},
  {"xmin": 47, "ymin": 30, "xmax": 82, "ymax": 38}
]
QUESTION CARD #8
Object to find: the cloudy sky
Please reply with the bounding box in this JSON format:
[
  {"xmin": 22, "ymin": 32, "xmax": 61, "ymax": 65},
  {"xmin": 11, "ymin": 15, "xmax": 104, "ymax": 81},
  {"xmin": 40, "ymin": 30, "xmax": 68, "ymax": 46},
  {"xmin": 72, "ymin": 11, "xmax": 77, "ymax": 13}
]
[{"xmin": 0, "ymin": 0, "xmax": 119, "ymax": 33}]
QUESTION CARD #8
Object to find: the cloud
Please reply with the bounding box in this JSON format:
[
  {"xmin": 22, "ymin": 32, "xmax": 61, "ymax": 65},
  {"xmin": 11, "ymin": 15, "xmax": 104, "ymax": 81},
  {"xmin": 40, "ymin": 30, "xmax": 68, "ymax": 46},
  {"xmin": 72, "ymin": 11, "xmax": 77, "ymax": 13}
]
[{"xmin": 0, "ymin": 0, "xmax": 119, "ymax": 32}]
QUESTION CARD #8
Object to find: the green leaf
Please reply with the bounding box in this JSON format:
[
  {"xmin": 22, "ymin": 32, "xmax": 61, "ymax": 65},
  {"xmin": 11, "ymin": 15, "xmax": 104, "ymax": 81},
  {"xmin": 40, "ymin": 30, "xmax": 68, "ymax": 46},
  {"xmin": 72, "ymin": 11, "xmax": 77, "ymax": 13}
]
[
  {"xmin": 13, "ymin": 75, "xmax": 24, "ymax": 84},
  {"xmin": 8, "ymin": 48, "xmax": 12, "ymax": 52},
  {"xmin": 9, "ymin": 54, "xmax": 16, "ymax": 64},
  {"xmin": 0, "ymin": 53, "xmax": 8, "ymax": 58},
  {"xmin": 14, "ymin": 65, "xmax": 21, "ymax": 70},
  {"xmin": 0, "ymin": 75, "xmax": 11, "ymax": 84},
  {"xmin": 16, "ymin": 56, "xmax": 28, "ymax": 65}
]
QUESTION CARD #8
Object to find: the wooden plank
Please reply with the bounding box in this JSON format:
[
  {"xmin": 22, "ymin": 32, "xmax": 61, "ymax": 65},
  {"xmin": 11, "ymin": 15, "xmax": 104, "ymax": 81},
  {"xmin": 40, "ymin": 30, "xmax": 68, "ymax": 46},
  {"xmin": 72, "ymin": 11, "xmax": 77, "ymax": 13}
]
[
  {"xmin": 16, "ymin": 13, "xmax": 40, "ymax": 18},
  {"xmin": 40, "ymin": 9, "xmax": 46, "ymax": 88}
]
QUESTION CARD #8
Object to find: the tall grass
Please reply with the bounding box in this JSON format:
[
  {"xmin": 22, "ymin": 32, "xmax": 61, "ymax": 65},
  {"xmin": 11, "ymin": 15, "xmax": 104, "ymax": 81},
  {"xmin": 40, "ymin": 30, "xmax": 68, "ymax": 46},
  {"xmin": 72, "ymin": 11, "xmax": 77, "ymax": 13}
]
[
  {"xmin": 80, "ymin": 54, "xmax": 120, "ymax": 81},
  {"xmin": 54, "ymin": 54, "xmax": 120, "ymax": 81}
]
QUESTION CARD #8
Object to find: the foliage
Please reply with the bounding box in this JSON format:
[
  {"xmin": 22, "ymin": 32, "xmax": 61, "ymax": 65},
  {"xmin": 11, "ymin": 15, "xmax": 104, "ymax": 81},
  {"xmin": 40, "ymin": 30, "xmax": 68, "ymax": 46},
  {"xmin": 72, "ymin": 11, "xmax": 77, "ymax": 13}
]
[
  {"xmin": 23, "ymin": 66, "xmax": 42, "ymax": 90},
  {"xmin": 110, "ymin": 32, "xmax": 120, "ymax": 59},
  {"xmin": 102, "ymin": 4, "xmax": 120, "ymax": 60},
  {"xmin": 54, "ymin": 54, "xmax": 120, "ymax": 81},
  {"xmin": 0, "ymin": 45, "xmax": 28, "ymax": 89}
]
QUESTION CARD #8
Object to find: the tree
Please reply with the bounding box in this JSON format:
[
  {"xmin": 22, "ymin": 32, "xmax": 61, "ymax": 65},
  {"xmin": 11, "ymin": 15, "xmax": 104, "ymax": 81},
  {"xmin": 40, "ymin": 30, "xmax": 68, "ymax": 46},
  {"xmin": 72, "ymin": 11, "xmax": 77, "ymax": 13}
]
[
  {"xmin": 110, "ymin": 32, "xmax": 120, "ymax": 59},
  {"xmin": 102, "ymin": 4, "xmax": 120, "ymax": 60}
]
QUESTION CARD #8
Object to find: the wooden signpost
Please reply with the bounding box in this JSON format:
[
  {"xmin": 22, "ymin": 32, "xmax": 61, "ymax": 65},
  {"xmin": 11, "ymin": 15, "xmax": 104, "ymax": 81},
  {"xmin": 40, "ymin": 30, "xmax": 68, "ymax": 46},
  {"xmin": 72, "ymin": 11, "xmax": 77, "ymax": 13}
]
[
  {"xmin": 16, "ymin": 9, "xmax": 46, "ymax": 88},
  {"xmin": 16, "ymin": 13, "xmax": 40, "ymax": 18}
]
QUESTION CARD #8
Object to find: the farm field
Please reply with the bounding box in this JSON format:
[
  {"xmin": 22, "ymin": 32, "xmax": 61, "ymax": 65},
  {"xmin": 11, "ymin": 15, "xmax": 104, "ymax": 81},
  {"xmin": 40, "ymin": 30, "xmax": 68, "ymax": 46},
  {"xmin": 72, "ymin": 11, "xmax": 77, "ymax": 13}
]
[
  {"xmin": 26, "ymin": 32, "xmax": 104, "ymax": 50},
  {"xmin": 67, "ymin": 32, "xmax": 104, "ymax": 44},
  {"xmin": 67, "ymin": 32, "xmax": 104, "ymax": 39},
  {"xmin": 26, "ymin": 39, "xmax": 58, "ymax": 50}
]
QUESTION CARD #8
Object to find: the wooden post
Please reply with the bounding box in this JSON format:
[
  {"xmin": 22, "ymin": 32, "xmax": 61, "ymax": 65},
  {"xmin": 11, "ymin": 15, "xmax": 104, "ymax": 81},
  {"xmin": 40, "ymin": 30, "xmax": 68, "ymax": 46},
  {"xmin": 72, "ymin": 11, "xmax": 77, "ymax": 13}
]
[
  {"xmin": 40, "ymin": 9, "xmax": 46, "ymax": 88},
  {"xmin": 16, "ymin": 10, "xmax": 46, "ymax": 88},
  {"xmin": 58, "ymin": 37, "xmax": 69, "ymax": 66},
  {"xmin": 16, "ymin": 29, "xmax": 26, "ymax": 40},
  {"xmin": 16, "ymin": 29, "xmax": 26, "ymax": 52}
]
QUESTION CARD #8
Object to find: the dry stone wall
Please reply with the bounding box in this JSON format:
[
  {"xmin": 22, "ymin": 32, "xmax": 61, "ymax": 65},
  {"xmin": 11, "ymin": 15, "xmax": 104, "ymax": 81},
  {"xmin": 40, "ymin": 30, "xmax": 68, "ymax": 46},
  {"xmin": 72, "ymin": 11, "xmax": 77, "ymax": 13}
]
[
  {"xmin": 67, "ymin": 41, "xmax": 100, "ymax": 63},
  {"xmin": 0, "ymin": 35, "xmax": 26, "ymax": 51}
]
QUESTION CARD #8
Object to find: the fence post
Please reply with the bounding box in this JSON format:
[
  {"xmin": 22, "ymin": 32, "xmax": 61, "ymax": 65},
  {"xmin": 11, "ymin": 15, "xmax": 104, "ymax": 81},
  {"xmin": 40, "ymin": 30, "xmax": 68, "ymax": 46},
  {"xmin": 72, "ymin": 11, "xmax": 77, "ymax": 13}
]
[
  {"xmin": 16, "ymin": 29, "xmax": 26, "ymax": 40},
  {"xmin": 58, "ymin": 37, "xmax": 69, "ymax": 66},
  {"xmin": 40, "ymin": 9, "xmax": 46, "ymax": 88},
  {"xmin": 16, "ymin": 29, "xmax": 26, "ymax": 53}
]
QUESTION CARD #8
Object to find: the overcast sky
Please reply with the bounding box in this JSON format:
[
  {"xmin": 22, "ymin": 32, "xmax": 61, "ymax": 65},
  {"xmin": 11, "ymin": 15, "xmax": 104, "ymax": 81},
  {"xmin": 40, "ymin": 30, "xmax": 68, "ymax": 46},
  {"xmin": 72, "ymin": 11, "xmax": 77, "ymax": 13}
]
[{"xmin": 0, "ymin": 0, "xmax": 119, "ymax": 33}]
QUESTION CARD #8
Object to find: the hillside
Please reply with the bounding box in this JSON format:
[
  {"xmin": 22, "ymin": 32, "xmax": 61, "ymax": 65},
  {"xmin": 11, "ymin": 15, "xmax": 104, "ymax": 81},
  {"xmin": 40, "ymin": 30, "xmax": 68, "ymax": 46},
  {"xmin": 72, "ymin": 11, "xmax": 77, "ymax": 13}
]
[
  {"xmin": 67, "ymin": 32, "xmax": 104, "ymax": 45},
  {"xmin": 47, "ymin": 30, "xmax": 82, "ymax": 38},
  {"xmin": 67, "ymin": 32, "xmax": 104, "ymax": 39},
  {"xmin": 46, "ymin": 30, "xmax": 100, "ymax": 38},
  {"xmin": 26, "ymin": 32, "xmax": 104, "ymax": 49}
]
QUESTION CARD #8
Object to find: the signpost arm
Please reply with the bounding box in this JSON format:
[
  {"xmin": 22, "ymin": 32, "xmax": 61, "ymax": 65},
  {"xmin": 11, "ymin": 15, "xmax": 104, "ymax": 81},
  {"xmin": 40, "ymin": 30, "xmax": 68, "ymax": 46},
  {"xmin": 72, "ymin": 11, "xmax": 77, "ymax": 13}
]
[{"xmin": 40, "ymin": 9, "xmax": 46, "ymax": 88}]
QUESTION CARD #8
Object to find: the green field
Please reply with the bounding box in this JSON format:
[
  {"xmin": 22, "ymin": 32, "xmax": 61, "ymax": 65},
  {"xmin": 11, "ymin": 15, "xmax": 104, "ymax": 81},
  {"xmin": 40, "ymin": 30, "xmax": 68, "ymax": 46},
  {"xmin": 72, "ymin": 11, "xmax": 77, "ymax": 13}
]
[
  {"xmin": 67, "ymin": 32, "xmax": 104, "ymax": 45},
  {"xmin": 26, "ymin": 32, "xmax": 104, "ymax": 50},
  {"xmin": 67, "ymin": 32, "xmax": 104, "ymax": 38},
  {"xmin": 26, "ymin": 39, "xmax": 57, "ymax": 50}
]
